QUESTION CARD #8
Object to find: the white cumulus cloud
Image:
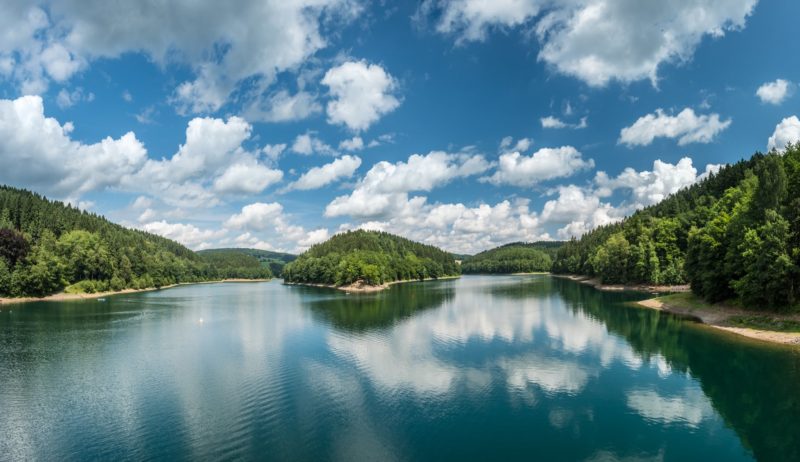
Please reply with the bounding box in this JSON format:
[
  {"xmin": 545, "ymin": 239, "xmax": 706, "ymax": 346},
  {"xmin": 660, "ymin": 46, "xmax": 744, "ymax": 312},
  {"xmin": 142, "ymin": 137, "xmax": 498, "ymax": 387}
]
[
  {"xmin": 483, "ymin": 146, "xmax": 594, "ymax": 187},
  {"xmin": 212, "ymin": 161, "xmax": 283, "ymax": 194},
  {"xmin": 325, "ymin": 151, "xmax": 490, "ymax": 218},
  {"xmin": 594, "ymin": 157, "xmax": 701, "ymax": 208},
  {"xmin": 427, "ymin": 0, "xmax": 756, "ymax": 87},
  {"xmin": 756, "ymin": 79, "xmax": 794, "ymax": 105},
  {"xmin": 0, "ymin": 95, "xmax": 147, "ymax": 200},
  {"xmin": 322, "ymin": 60, "xmax": 401, "ymax": 131},
  {"xmin": 141, "ymin": 220, "xmax": 225, "ymax": 250},
  {"xmin": 289, "ymin": 155, "xmax": 362, "ymax": 191},
  {"xmin": 291, "ymin": 132, "xmax": 338, "ymax": 156},
  {"xmin": 619, "ymin": 108, "xmax": 731, "ymax": 147},
  {"xmin": 767, "ymin": 115, "xmax": 800, "ymax": 152},
  {"xmin": 225, "ymin": 202, "xmax": 329, "ymax": 253},
  {"xmin": 0, "ymin": 1, "xmax": 361, "ymax": 112}
]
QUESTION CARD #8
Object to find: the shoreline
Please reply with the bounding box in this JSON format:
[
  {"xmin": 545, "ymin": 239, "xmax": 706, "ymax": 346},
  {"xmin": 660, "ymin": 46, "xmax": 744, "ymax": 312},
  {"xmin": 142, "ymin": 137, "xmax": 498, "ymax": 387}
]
[
  {"xmin": 551, "ymin": 273, "xmax": 690, "ymax": 293},
  {"xmin": 0, "ymin": 278, "xmax": 272, "ymax": 305},
  {"xmin": 284, "ymin": 275, "xmax": 461, "ymax": 293},
  {"xmin": 636, "ymin": 296, "xmax": 800, "ymax": 346},
  {"xmin": 552, "ymin": 273, "xmax": 800, "ymax": 346}
]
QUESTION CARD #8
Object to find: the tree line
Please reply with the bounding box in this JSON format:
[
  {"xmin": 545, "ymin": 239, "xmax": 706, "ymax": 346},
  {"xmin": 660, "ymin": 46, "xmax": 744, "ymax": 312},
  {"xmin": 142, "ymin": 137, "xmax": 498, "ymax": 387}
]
[
  {"xmin": 199, "ymin": 248, "xmax": 296, "ymax": 277},
  {"xmin": 0, "ymin": 186, "xmax": 271, "ymax": 297},
  {"xmin": 552, "ymin": 146, "xmax": 800, "ymax": 310},
  {"xmin": 282, "ymin": 230, "xmax": 460, "ymax": 286},
  {"xmin": 461, "ymin": 242, "xmax": 556, "ymax": 274}
]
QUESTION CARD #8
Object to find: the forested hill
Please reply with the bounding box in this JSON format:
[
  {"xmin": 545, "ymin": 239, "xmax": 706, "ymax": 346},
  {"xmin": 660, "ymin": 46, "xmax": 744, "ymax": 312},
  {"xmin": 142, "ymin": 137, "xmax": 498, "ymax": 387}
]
[
  {"xmin": 199, "ymin": 248, "xmax": 296, "ymax": 276},
  {"xmin": 461, "ymin": 242, "xmax": 561, "ymax": 274},
  {"xmin": 196, "ymin": 249, "xmax": 273, "ymax": 280},
  {"xmin": 282, "ymin": 230, "xmax": 460, "ymax": 286},
  {"xmin": 0, "ymin": 186, "xmax": 270, "ymax": 297},
  {"xmin": 552, "ymin": 146, "xmax": 800, "ymax": 309}
]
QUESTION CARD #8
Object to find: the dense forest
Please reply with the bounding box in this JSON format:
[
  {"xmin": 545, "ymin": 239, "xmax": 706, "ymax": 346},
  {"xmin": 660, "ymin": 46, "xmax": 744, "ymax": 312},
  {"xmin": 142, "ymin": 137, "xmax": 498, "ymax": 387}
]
[
  {"xmin": 196, "ymin": 249, "xmax": 273, "ymax": 280},
  {"xmin": 461, "ymin": 242, "xmax": 560, "ymax": 274},
  {"xmin": 552, "ymin": 146, "xmax": 800, "ymax": 310},
  {"xmin": 282, "ymin": 230, "xmax": 460, "ymax": 286},
  {"xmin": 0, "ymin": 186, "xmax": 271, "ymax": 297},
  {"xmin": 198, "ymin": 248, "xmax": 294, "ymax": 277}
]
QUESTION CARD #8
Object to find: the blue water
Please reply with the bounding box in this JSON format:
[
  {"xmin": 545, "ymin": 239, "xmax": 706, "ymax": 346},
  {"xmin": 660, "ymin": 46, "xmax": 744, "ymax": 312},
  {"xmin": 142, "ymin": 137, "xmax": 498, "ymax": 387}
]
[{"xmin": 1, "ymin": 275, "xmax": 798, "ymax": 461}]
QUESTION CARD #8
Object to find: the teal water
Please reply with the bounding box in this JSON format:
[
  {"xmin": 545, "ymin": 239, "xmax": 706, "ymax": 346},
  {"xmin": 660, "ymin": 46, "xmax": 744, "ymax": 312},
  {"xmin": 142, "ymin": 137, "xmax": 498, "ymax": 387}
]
[{"xmin": 1, "ymin": 275, "xmax": 799, "ymax": 461}]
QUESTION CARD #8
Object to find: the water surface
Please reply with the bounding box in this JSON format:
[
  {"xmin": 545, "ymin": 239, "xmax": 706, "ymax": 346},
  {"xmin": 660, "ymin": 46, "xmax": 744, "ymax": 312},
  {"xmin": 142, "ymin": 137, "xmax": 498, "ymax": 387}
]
[{"xmin": 1, "ymin": 275, "xmax": 799, "ymax": 461}]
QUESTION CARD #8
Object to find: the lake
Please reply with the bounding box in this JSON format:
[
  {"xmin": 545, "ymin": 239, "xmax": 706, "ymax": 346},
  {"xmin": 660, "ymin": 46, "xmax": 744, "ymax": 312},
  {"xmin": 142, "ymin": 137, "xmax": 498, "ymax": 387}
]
[{"xmin": 1, "ymin": 275, "xmax": 798, "ymax": 461}]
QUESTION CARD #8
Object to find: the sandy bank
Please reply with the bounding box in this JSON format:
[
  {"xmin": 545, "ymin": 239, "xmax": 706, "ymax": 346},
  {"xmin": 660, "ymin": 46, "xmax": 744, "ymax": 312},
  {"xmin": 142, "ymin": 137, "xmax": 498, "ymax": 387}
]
[
  {"xmin": 0, "ymin": 279, "xmax": 272, "ymax": 305},
  {"xmin": 552, "ymin": 274, "xmax": 690, "ymax": 293},
  {"xmin": 285, "ymin": 275, "xmax": 461, "ymax": 293},
  {"xmin": 637, "ymin": 296, "xmax": 800, "ymax": 346}
]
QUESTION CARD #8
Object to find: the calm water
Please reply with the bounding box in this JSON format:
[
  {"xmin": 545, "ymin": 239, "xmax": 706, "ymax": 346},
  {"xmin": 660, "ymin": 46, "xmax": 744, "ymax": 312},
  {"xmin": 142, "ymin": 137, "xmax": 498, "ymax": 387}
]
[{"xmin": 1, "ymin": 276, "xmax": 799, "ymax": 461}]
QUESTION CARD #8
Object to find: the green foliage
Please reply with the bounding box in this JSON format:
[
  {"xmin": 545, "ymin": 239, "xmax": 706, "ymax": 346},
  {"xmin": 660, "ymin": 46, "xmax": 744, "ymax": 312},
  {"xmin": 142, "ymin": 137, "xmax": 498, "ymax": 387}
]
[
  {"xmin": 461, "ymin": 242, "xmax": 556, "ymax": 274},
  {"xmin": 197, "ymin": 248, "xmax": 289, "ymax": 278},
  {"xmin": 283, "ymin": 230, "xmax": 459, "ymax": 286},
  {"xmin": 197, "ymin": 249, "xmax": 273, "ymax": 279},
  {"xmin": 553, "ymin": 148, "xmax": 800, "ymax": 310},
  {"xmin": 0, "ymin": 186, "xmax": 273, "ymax": 297},
  {"xmin": 65, "ymin": 280, "xmax": 107, "ymax": 294},
  {"xmin": 731, "ymin": 210, "xmax": 794, "ymax": 308}
]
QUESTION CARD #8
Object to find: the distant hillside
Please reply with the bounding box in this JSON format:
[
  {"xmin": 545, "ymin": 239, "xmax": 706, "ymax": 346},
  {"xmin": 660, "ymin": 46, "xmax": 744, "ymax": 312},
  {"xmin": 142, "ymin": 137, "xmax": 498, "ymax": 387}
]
[
  {"xmin": 0, "ymin": 186, "xmax": 269, "ymax": 297},
  {"xmin": 282, "ymin": 230, "xmax": 460, "ymax": 287},
  {"xmin": 198, "ymin": 248, "xmax": 295, "ymax": 277},
  {"xmin": 461, "ymin": 241, "xmax": 561, "ymax": 274},
  {"xmin": 552, "ymin": 146, "xmax": 800, "ymax": 309},
  {"xmin": 196, "ymin": 249, "xmax": 273, "ymax": 279}
]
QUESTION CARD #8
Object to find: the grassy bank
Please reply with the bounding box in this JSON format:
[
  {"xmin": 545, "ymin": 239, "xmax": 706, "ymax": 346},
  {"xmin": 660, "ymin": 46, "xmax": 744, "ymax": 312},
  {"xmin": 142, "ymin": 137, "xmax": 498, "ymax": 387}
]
[{"xmin": 638, "ymin": 292, "xmax": 800, "ymax": 346}]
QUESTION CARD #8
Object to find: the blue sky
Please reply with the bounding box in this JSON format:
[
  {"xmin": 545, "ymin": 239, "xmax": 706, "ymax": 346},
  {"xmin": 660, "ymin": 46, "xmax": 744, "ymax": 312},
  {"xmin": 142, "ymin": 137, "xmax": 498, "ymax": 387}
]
[{"xmin": 0, "ymin": 0, "xmax": 798, "ymax": 254}]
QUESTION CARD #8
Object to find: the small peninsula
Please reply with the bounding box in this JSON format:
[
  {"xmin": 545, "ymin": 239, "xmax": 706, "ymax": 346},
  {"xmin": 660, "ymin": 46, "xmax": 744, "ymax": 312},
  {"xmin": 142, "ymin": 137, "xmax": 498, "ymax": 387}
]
[{"xmin": 282, "ymin": 230, "xmax": 460, "ymax": 291}]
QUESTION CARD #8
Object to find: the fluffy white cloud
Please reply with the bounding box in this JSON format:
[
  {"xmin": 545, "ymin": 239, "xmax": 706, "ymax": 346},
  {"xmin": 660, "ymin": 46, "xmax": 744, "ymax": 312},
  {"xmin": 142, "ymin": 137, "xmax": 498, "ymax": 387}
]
[
  {"xmin": 141, "ymin": 220, "xmax": 225, "ymax": 250},
  {"xmin": 339, "ymin": 136, "xmax": 364, "ymax": 151},
  {"xmin": 138, "ymin": 116, "xmax": 251, "ymax": 183},
  {"xmin": 540, "ymin": 116, "xmax": 587, "ymax": 130},
  {"xmin": 538, "ymin": 157, "xmax": 713, "ymax": 239},
  {"xmin": 484, "ymin": 146, "xmax": 594, "ymax": 187},
  {"xmin": 0, "ymin": 95, "xmax": 147, "ymax": 200},
  {"xmin": 225, "ymin": 202, "xmax": 329, "ymax": 253},
  {"xmin": 225, "ymin": 202, "xmax": 284, "ymax": 230},
  {"xmin": 130, "ymin": 115, "xmax": 283, "ymax": 206},
  {"xmin": 291, "ymin": 132, "xmax": 338, "ymax": 156},
  {"xmin": 594, "ymin": 157, "xmax": 701, "ymax": 208},
  {"xmin": 619, "ymin": 108, "xmax": 731, "ymax": 147},
  {"xmin": 325, "ymin": 151, "xmax": 490, "ymax": 218},
  {"xmin": 767, "ymin": 115, "xmax": 800, "ymax": 152},
  {"xmin": 322, "ymin": 60, "xmax": 400, "ymax": 131},
  {"xmin": 539, "ymin": 185, "xmax": 619, "ymax": 239},
  {"xmin": 0, "ymin": 1, "xmax": 360, "ymax": 111},
  {"xmin": 262, "ymin": 143, "xmax": 287, "ymax": 162},
  {"xmin": 427, "ymin": 0, "xmax": 756, "ymax": 87},
  {"xmin": 289, "ymin": 155, "xmax": 362, "ymax": 191},
  {"xmin": 756, "ymin": 79, "xmax": 794, "ymax": 105},
  {"xmin": 212, "ymin": 161, "xmax": 283, "ymax": 194},
  {"xmin": 0, "ymin": 94, "xmax": 288, "ymax": 206}
]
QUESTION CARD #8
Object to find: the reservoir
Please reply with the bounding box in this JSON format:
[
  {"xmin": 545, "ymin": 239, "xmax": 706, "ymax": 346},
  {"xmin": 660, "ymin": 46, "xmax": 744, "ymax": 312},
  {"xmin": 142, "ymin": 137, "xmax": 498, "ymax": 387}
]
[{"xmin": 1, "ymin": 275, "xmax": 798, "ymax": 461}]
